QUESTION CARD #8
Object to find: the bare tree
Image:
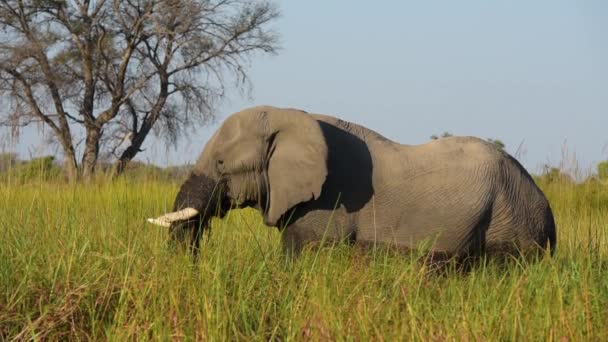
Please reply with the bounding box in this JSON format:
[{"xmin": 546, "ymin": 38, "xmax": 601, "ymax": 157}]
[{"xmin": 0, "ymin": 0, "xmax": 279, "ymax": 181}]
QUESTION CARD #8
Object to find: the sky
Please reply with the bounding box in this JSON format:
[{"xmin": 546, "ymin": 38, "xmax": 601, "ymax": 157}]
[{"xmin": 11, "ymin": 1, "xmax": 608, "ymax": 175}]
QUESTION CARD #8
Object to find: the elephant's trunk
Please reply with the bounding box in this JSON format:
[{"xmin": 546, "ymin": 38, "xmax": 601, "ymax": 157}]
[
  {"xmin": 167, "ymin": 172, "xmax": 230, "ymax": 252},
  {"xmin": 172, "ymin": 172, "xmax": 227, "ymax": 214}
]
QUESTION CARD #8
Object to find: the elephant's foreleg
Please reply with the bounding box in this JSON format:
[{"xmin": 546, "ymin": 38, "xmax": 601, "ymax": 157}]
[
  {"xmin": 280, "ymin": 224, "xmax": 325, "ymax": 258},
  {"xmin": 188, "ymin": 223, "xmax": 205, "ymax": 255}
]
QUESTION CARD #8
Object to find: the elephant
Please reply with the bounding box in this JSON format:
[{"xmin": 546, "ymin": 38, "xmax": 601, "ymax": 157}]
[{"xmin": 147, "ymin": 105, "xmax": 556, "ymax": 260}]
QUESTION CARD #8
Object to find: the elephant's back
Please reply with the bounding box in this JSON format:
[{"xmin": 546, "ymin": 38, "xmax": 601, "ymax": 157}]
[
  {"xmin": 310, "ymin": 114, "xmax": 397, "ymax": 145},
  {"xmin": 381, "ymin": 136, "xmax": 509, "ymax": 184},
  {"xmin": 415, "ymin": 136, "xmax": 506, "ymax": 163}
]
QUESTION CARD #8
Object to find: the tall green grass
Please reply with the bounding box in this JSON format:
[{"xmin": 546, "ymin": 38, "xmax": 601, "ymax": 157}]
[{"xmin": 1, "ymin": 178, "xmax": 607, "ymax": 340}]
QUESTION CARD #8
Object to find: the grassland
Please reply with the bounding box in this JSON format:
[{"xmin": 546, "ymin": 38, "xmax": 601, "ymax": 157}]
[{"xmin": 1, "ymin": 177, "xmax": 607, "ymax": 340}]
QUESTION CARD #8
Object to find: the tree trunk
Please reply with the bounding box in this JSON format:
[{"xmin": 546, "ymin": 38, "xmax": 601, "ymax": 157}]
[
  {"xmin": 53, "ymin": 130, "xmax": 79, "ymax": 182},
  {"xmin": 113, "ymin": 150, "xmax": 134, "ymax": 178},
  {"xmin": 62, "ymin": 148, "xmax": 79, "ymax": 182},
  {"xmin": 112, "ymin": 78, "xmax": 169, "ymax": 179},
  {"xmin": 112, "ymin": 125, "xmax": 151, "ymax": 178},
  {"xmin": 81, "ymin": 126, "xmax": 101, "ymax": 181}
]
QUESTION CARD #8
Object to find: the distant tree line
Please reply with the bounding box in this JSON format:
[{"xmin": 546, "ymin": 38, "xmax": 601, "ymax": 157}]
[
  {"xmin": 0, "ymin": 153, "xmax": 191, "ymax": 183},
  {"xmin": 3, "ymin": 152, "xmax": 608, "ymax": 186}
]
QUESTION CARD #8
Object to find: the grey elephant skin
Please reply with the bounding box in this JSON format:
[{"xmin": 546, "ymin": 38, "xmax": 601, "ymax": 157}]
[{"xmin": 148, "ymin": 106, "xmax": 556, "ymax": 259}]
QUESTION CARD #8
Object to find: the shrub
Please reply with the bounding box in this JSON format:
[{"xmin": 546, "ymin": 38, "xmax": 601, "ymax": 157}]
[
  {"xmin": 1, "ymin": 156, "xmax": 63, "ymax": 183},
  {"xmin": 598, "ymin": 160, "xmax": 608, "ymax": 182},
  {"xmin": 0, "ymin": 153, "xmax": 19, "ymax": 173},
  {"xmin": 536, "ymin": 166, "xmax": 574, "ymax": 185}
]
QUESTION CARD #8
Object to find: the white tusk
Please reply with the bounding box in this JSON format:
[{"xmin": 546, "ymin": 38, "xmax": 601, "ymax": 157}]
[
  {"xmin": 147, "ymin": 217, "xmax": 171, "ymax": 227},
  {"xmin": 159, "ymin": 207, "xmax": 200, "ymax": 221},
  {"xmin": 146, "ymin": 207, "xmax": 200, "ymax": 227}
]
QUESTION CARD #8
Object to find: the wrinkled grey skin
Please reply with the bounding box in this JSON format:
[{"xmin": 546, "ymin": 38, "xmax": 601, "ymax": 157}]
[{"xmin": 164, "ymin": 105, "xmax": 556, "ymax": 259}]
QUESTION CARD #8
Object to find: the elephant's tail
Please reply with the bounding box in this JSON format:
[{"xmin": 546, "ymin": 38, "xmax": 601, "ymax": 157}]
[{"xmin": 542, "ymin": 203, "xmax": 557, "ymax": 255}]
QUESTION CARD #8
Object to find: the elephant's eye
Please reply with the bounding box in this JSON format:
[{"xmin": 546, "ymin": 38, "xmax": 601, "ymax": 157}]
[{"xmin": 216, "ymin": 159, "xmax": 225, "ymax": 173}]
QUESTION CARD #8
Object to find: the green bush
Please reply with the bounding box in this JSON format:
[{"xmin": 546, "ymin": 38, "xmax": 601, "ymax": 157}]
[
  {"xmin": 598, "ymin": 160, "xmax": 608, "ymax": 182},
  {"xmin": 118, "ymin": 161, "xmax": 191, "ymax": 183},
  {"xmin": 0, "ymin": 153, "xmax": 19, "ymax": 173},
  {"xmin": 535, "ymin": 166, "xmax": 574, "ymax": 185},
  {"xmin": 2, "ymin": 156, "xmax": 63, "ymax": 183}
]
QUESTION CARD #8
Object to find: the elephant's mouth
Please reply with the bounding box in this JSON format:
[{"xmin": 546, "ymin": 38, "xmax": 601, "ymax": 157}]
[
  {"xmin": 229, "ymin": 197, "xmax": 264, "ymax": 212},
  {"xmin": 224, "ymin": 171, "xmax": 269, "ymax": 213}
]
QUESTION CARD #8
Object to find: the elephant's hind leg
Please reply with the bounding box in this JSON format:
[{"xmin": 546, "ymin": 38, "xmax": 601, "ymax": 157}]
[{"xmin": 485, "ymin": 203, "xmax": 555, "ymax": 259}]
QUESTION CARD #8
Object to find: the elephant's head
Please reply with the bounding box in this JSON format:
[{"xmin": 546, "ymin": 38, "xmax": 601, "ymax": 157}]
[{"xmin": 147, "ymin": 106, "xmax": 329, "ymax": 250}]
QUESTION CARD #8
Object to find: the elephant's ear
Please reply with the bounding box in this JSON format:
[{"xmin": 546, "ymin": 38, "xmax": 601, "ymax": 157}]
[{"xmin": 264, "ymin": 111, "xmax": 328, "ymax": 226}]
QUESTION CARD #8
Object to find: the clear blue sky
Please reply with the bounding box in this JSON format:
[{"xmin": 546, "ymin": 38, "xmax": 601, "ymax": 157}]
[{"xmin": 13, "ymin": 1, "xmax": 608, "ymax": 174}]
